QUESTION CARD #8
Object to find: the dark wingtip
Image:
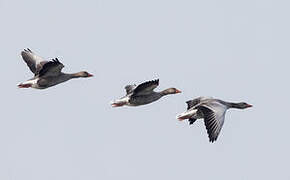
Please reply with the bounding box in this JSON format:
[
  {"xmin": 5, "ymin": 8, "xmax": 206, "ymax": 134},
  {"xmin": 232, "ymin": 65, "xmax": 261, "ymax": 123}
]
[
  {"xmin": 51, "ymin": 58, "xmax": 62, "ymax": 64},
  {"xmin": 23, "ymin": 48, "xmax": 32, "ymax": 53},
  {"xmin": 209, "ymin": 136, "xmax": 217, "ymax": 143},
  {"xmin": 150, "ymin": 79, "xmax": 159, "ymax": 86},
  {"xmin": 156, "ymin": 79, "xmax": 159, "ymax": 84}
]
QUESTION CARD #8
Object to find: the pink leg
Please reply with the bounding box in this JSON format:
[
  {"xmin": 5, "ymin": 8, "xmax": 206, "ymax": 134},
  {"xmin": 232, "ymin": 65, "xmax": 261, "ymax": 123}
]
[
  {"xmin": 111, "ymin": 103, "xmax": 126, "ymax": 107},
  {"xmin": 18, "ymin": 84, "xmax": 32, "ymax": 88}
]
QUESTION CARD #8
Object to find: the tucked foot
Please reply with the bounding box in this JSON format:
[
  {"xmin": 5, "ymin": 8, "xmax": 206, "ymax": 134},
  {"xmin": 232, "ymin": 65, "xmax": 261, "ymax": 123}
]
[
  {"xmin": 176, "ymin": 113, "xmax": 191, "ymax": 121},
  {"xmin": 18, "ymin": 84, "xmax": 32, "ymax": 88},
  {"xmin": 111, "ymin": 103, "xmax": 125, "ymax": 107}
]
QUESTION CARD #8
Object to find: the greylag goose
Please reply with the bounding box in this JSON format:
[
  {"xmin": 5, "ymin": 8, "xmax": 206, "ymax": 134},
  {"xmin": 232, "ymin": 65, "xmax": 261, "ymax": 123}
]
[
  {"xmin": 111, "ymin": 79, "xmax": 181, "ymax": 107},
  {"xmin": 18, "ymin": 48, "xmax": 93, "ymax": 89},
  {"xmin": 176, "ymin": 97, "xmax": 252, "ymax": 142}
]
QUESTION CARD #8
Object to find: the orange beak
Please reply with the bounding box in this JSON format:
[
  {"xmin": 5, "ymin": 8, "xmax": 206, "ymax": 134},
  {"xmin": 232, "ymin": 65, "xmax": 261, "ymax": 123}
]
[
  {"xmin": 175, "ymin": 89, "xmax": 182, "ymax": 94},
  {"xmin": 247, "ymin": 104, "xmax": 253, "ymax": 108},
  {"xmin": 87, "ymin": 73, "xmax": 93, "ymax": 77}
]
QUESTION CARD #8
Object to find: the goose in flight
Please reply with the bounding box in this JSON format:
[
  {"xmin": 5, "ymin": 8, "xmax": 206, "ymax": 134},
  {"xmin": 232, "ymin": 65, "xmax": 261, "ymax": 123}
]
[
  {"xmin": 176, "ymin": 97, "xmax": 252, "ymax": 142},
  {"xmin": 111, "ymin": 79, "xmax": 181, "ymax": 107},
  {"xmin": 18, "ymin": 48, "xmax": 93, "ymax": 89}
]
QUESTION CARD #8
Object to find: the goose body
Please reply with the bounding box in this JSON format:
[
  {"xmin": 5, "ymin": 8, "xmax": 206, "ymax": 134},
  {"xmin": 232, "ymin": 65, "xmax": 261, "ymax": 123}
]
[
  {"xmin": 18, "ymin": 49, "xmax": 93, "ymax": 89},
  {"xmin": 111, "ymin": 79, "xmax": 181, "ymax": 107},
  {"xmin": 176, "ymin": 97, "xmax": 252, "ymax": 142}
]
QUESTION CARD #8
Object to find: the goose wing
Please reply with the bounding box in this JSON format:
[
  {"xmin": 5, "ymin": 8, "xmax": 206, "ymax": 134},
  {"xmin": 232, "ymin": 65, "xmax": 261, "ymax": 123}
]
[
  {"xmin": 132, "ymin": 79, "xmax": 159, "ymax": 96},
  {"xmin": 37, "ymin": 58, "xmax": 64, "ymax": 77},
  {"xmin": 198, "ymin": 101, "xmax": 227, "ymax": 142},
  {"xmin": 21, "ymin": 48, "xmax": 47, "ymax": 74},
  {"xmin": 125, "ymin": 84, "xmax": 137, "ymax": 95}
]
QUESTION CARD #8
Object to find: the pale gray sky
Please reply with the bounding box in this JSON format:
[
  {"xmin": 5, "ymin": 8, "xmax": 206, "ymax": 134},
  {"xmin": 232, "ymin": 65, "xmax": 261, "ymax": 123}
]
[{"xmin": 0, "ymin": 0, "xmax": 289, "ymax": 179}]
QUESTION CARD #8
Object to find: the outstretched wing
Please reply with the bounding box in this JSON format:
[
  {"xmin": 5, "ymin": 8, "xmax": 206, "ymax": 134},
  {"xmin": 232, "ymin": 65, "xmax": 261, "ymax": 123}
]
[
  {"xmin": 21, "ymin": 48, "xmax": 47, "ymax": 74},
  {"xmin": 132, "ymin": 79, "xmax": 159, "ymax": 96},
  {"xmin": 198, "ymin": 101, "xmax": 227, "ymax": 142},
  {"xmin": 37, "ymin": 58, "xmax": 64, "ymax": 77},
  {"xmin": 125, "ymin": 84, "xmax": 137, "ymax": 95}
]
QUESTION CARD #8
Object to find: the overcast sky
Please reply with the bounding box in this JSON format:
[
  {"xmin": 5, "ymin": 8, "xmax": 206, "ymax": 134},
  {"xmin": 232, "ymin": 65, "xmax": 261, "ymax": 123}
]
[{"xmin": 0, "ymin": 0, "xmax": 289, "ymax": 179}]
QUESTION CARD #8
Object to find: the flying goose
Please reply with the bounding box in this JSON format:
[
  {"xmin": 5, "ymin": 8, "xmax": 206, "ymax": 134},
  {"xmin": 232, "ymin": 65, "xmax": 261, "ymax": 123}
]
[
  {"xmin": 18, "ymin": 48, "xmax": 93, "ymax": 89},
  {"xmin": 111, "ymin": 79, "xmax": 181, "ymax": 107},
  {"xmin": 176, "ymin": 97, "xmax": 252, "ymax": 142}
]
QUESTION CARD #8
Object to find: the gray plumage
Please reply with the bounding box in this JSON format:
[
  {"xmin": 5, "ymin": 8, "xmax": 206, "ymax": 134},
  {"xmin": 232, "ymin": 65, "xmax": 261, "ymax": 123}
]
[
  {"xmin": 18, "ymin": 48, "xmax": 93, "ymax": 89},
  {"xmin": 21, "ymin": 48, "xmax": 47, "ymax": 74},
  {"xmin": 111, "ymin": 79, "xmax": 181, "ymax": 107},
  {"xmin": 177, "ymin": 97, "xmax": 252, "ymax": 142}
]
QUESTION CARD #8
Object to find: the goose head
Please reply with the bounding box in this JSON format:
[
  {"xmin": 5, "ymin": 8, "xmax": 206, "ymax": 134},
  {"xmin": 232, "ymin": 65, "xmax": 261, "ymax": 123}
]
[
  {"xmin": 74, "ymin": 71, "xmax": 93, "ymax": 78},
  {"xmin": 232, "ymin": 102, "xmax": 253, "ymax": 109},
  {"xmin": 161, "ymin": 88, "xmax": 182, "ymax": 95}
]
